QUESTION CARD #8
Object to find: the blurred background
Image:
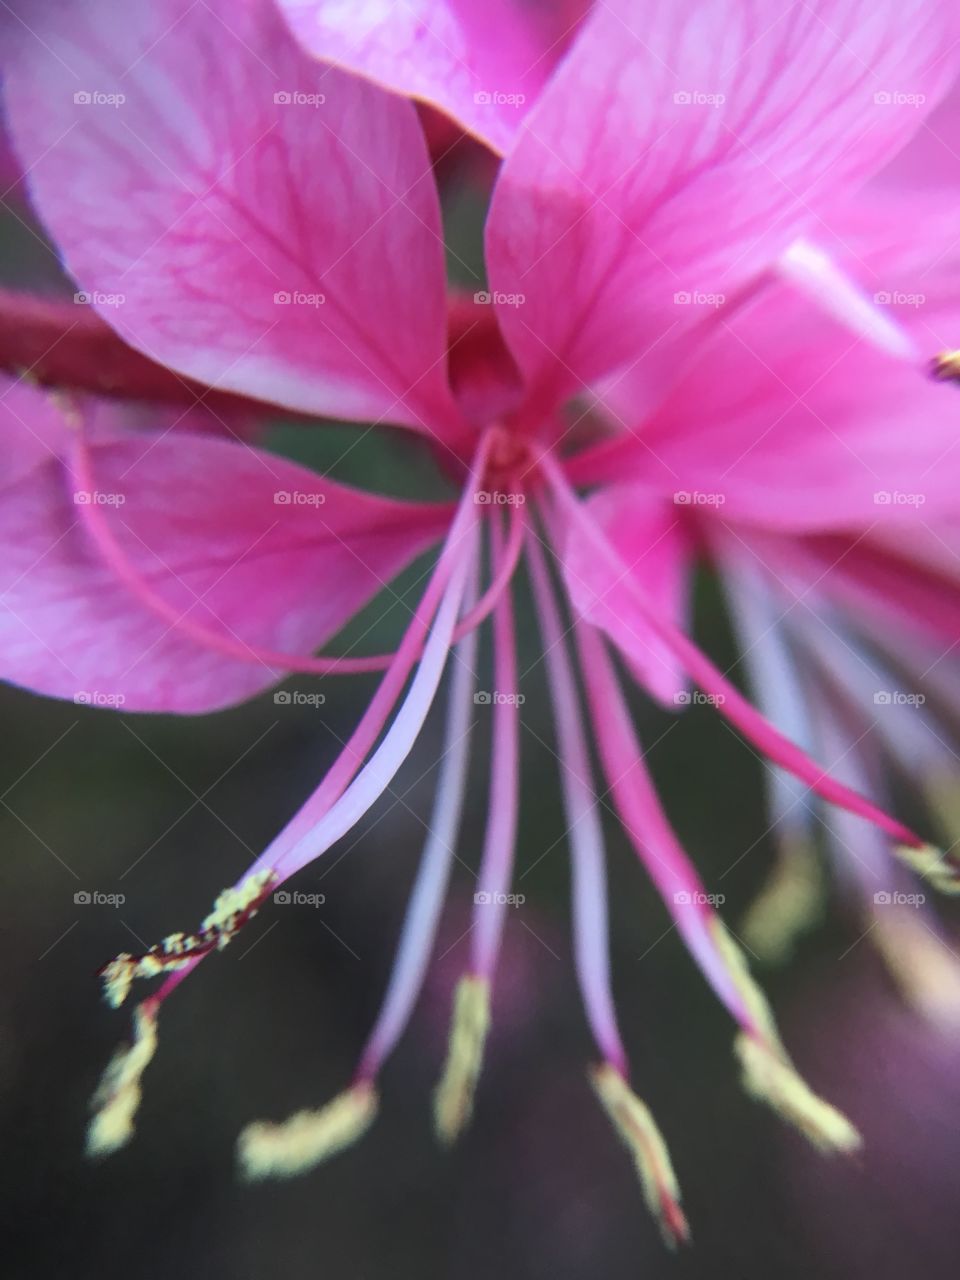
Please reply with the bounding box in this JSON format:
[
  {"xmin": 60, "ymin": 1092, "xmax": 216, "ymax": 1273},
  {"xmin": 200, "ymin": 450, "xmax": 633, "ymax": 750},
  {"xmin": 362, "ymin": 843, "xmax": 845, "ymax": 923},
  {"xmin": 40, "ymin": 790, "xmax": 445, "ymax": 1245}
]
[{"xmin": 2, "ymin": 101, "xmax": 959, "ymax": 1280}]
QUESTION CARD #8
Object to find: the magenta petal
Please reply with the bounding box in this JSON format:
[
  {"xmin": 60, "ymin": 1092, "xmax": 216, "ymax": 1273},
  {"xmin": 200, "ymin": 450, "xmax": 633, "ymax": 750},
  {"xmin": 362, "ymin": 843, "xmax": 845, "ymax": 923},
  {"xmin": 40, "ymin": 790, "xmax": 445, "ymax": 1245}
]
[
  {"xmin": 486, "ymin": 0, "xmax": 960, "ymax": 404},
  {"xmin": 2, "ymin": 0, "xmax": 463, "ymax": 439},
  {"xmin": 598, "ymin": 192, "xmax": 960, "ymax": 531},
  {"xmin": 275, "ymin": 0, "xmax": 590, "ymax": 156},
  {"xmin": 561, "ymin": 487, "xmax": 693, "ymax": 707},
  {"xmin": 0, "ymin": 400, "xmax": 450, "ymax": 713}
]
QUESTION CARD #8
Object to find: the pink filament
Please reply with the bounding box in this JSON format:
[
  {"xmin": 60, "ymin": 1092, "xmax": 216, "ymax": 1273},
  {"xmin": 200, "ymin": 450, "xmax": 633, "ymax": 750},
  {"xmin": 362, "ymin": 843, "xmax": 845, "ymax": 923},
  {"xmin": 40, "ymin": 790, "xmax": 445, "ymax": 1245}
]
[
  {"xmin": 526, "ymin": 536, "xmax": 628, "ymax": 1075},
  {"xmin": 355, "ymin": 576, "xmax": 480, "ymax": 1082},
  {"xmin": 542, "ymin": 454, "xmax": 924, "ymax": 849},
  {"xmin": 572, "ymin": 614, "xmax": 757, "ymax": 1034},
  {"xmin": 153, "ymin": 433, "xmax": 496, "ymax": 1005},
  {"xmin": 470, "ymin": 512, "xmax": 522, "ymax": 982}
]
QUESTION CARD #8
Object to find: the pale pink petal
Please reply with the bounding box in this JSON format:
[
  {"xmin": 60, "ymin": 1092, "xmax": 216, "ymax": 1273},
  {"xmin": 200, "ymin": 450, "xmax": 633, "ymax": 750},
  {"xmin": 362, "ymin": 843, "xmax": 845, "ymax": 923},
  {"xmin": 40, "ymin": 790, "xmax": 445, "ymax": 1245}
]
[
  {"xmin": 2, "ymin": 0, "xmax": 464, "ymax": 441},
  {"xmin": 874, "ymin": 71, "xmax": 960, "ymax": 190},
  {"xmin": 275, "ymin": 0, "xmax": 591, "ymax": 156},
  {"xmin": 486, "ymin": 0, "xmax": 960, "ymax": 406},
  {"xmin": 0, "ymin": 402, "xmax": 450, "ymax": 712},
  {"xmin": 561, "ymin": 487, "xmax": 693, "ymax": 706}
]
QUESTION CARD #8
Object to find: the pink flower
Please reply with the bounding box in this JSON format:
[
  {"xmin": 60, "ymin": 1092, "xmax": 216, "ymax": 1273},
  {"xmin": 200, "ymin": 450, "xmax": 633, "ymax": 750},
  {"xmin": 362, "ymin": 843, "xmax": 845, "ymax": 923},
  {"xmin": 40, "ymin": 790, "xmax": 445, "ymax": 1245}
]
[{"xmin": 2, "ymin": 0, "xmax": 960, "ymax": 1244}]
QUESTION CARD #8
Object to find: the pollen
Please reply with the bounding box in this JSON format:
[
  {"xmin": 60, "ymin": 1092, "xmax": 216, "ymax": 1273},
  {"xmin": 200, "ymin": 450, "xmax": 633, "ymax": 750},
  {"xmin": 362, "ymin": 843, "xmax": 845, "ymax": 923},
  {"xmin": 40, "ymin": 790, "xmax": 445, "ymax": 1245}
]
[
  {"xmin": 590, "ymin": 1063, "xmax": 690, "ymax": 1248},
  {"xmin": 711, "ymin": 920, "xmax": 860, "ymax": 1152},
  {"xmin": 237, "ymin": 1082, "xmax": 378, "ymax": 1181},
  {"xmin": 872, "ymin": 909, "xmax": 960, "ymax": 1030},
  {"xmin": 86, "ymin": 999, "xmax": 159, "ymax": 1157},
  {"xmin": 740, "ymin": 839, "xmax": 824, "ymax": 964},
  {"xmin": 735, "ymin": 1034, "xmax": 861, "ymax": 1154},
  {"xmin": 433, "ymin": 974, "xmax": 491, "ymax": 1143},
  {"xmin": 99, "ymin": 868, "xmax": 279, "ymax": 1008},
  {"xmin": 931, "ymin": 350, "xmax": 960, "ymax": 383},
  {"xmin": 894, "ymin": 842, "xmax": 960, "ymax": 894}
]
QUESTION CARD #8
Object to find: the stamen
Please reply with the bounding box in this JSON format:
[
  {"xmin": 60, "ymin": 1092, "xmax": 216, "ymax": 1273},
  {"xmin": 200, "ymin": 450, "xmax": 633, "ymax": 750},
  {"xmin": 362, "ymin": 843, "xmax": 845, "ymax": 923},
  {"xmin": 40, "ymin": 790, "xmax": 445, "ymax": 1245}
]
[
  {"xmin": 531, "ymin": 537, "xmax": 688, "ymax": 1243},
  {"xmin": 572, "ymin": 615, "xmax": 757, "ymax": 1033},
  {"xmin": 735, "ymin": 1035, "xmax": 861, "ymax": 1154},
  {"xmin": 238, "ymin": 1083, "xmax": 377, "ymax": 1181},
  {"xmin": 468, "ymin": 514, "xmax": 521, "ymax": 983},
  {"xmin": 542, "ymin": 458, "xmax": 925, "ymax": 850},
  {"xmin": 434, "ymin": 974, "xmax": 491, "ymax": 1143},
  {"xmin": 871, "ymin": 909, "xmax": 960, "ymax": 1030},
  {"xmin": 894, "ymin": 842, "xmax": 960, "ymax": 894},
  {"xmin": 527, "ymin": 536, "xmax": 627, "ymax": 1072},
  {"xmin": 931, "ymin": 350, "xmax": 960, "ymax": 383},
  {"xmin": 740, "ymin": 838, "xmax": 825, "ymax": 964},
  {"xmin": 128, "ymin": 437, "xmax": 493, "ymax": 1010},
  {"xmin": 590, "ymin": 1064, "xmax": 690, "ymax": 1248},
  {"xmin": 711, "ymin": 923, "xmax": 861, "ymax": 1153},
  {"xmin": 98, "ymin": 869, "xmax": 277, "ymax": 1009},
  {"xmin": 356, "ymin": 575, "xmax": 481, "ymax": 1081},
  {"xmin": 86, "ymin": 999, "xmax": 159, "ymax": 1156}
]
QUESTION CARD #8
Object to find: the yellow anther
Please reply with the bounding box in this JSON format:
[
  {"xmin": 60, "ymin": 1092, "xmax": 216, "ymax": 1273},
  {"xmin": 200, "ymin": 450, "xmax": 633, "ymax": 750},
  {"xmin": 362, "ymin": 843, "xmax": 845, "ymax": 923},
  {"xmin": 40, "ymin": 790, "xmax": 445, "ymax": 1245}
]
[
  {"xmin": 433, "ymin": 975, "xmax": 490, "ymax": 1143},
  {"xmin": 238, "ymin": 1083, "xmax": 378, "ymax": 1181},
  {"xmin": 86, "ymin": 1001, "xmax": 159, "ymax": 1157},
  {"xmin": 590, "ymin": 1063, "xmax": 690, "ymax": 1247},
  {"xmin": 894, "ymin": 843, "xmax": 960, "ymax": 895},
  {"xmin": 740, "ymin": 838, "xmax": 824, "ymax": 965}
]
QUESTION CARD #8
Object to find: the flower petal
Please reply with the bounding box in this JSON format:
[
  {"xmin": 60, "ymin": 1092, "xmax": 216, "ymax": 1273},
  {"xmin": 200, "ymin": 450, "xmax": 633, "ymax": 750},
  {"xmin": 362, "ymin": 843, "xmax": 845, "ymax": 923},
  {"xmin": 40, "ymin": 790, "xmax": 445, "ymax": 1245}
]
[
  {"xmin": 580, "ymin": 189, "xmax": 960, "ymax": 530},
  {"xmin": 2, "ymin": 0, "xmax": 464, "ymax": 441},
  {"xmin": 274, "ymin": 0, "xmax": 590, "ymax": 156},
  {"xmin": 0, "ymin": 393, "xmax": 451, "ymax": 712},
  {"xmin": 486, "ymin": 0, "xmax": 960, "ymax": 407},
  {"xmin": 560, "ymin": 486, "xmax": 693, "ymax": 706}
]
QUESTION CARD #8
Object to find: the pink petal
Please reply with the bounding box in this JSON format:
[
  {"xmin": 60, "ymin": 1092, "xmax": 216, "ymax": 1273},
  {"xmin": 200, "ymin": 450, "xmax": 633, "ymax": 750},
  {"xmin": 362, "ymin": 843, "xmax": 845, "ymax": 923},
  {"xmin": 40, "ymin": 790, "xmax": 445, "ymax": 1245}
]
[
  {"xmin": 275, "ymin": 0, "xmax": 591, "ymax": 156},
  {"xmin": 580, "ymin": 189, "xmax": 960, "ymax": 530},
  {"xmin": 2, "ymin": 0, "xmax": 464, "ymax": 441},
  {"xmin": 561, "ymin": 486, "xmax": 693, "ymax": 706},
  {"xmin": 0, "ymin": 395, "xmax": 450, "ymax": 712},
  {"xmin": 486, "ymin": 0, "xmax": 960, "ymax": 407}
]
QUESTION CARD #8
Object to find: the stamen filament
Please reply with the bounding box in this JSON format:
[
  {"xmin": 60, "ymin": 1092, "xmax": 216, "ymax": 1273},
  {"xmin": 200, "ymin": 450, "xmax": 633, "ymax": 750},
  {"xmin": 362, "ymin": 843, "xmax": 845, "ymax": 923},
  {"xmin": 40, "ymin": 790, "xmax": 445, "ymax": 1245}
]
[
  {"xmin": 355, "ymin": 577, "xmax": 481, "ymax": 1081},
  {"xmin": 542, "ymin": 456, "xmax": 925, "ymax": 849}
]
